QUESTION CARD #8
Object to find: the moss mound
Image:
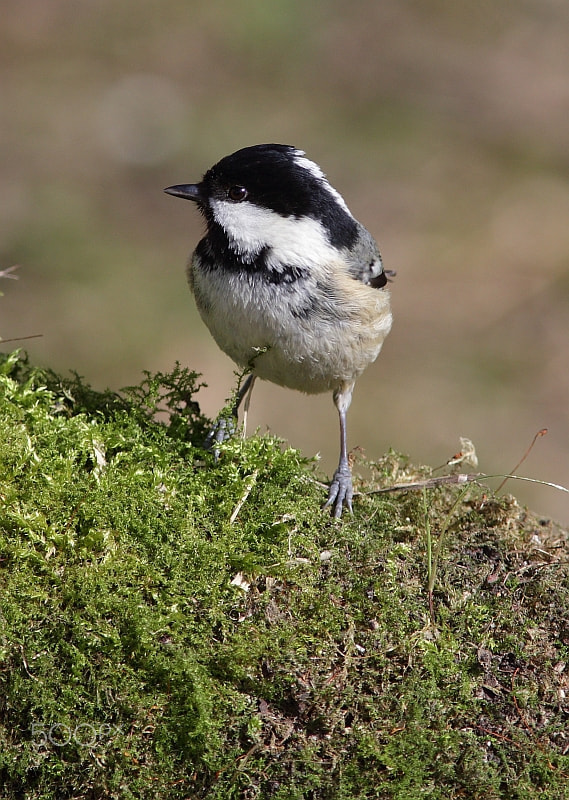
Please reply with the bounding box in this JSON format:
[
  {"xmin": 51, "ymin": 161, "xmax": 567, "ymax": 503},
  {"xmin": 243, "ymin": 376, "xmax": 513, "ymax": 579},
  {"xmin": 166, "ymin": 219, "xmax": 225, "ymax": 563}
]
[{"xmin": 0, "ymin": 352, "xmax": 567, "ymax": 799}]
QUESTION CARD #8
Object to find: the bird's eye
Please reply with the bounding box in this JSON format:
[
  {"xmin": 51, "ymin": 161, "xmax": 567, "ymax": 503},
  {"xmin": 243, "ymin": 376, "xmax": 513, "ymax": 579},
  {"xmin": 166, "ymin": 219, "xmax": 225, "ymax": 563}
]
[{"xmin": 228, "ymin": 185, "xmax": 248, "ymax": 202}]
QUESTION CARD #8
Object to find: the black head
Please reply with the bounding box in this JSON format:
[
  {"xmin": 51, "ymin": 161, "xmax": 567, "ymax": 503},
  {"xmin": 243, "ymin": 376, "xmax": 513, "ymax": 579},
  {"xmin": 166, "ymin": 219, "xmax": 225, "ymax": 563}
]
[{"xmin": 165, "ymin": 144, "xmax": 358, "ymax": 250}]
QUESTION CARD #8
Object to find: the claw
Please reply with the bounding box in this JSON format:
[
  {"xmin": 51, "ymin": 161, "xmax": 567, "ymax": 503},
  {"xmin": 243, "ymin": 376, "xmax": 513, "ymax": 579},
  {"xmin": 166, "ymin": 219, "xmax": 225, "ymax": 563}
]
[
  {"xmin": 203, "ymin": 374, "xmax": 256, "ymax": 461},
  {"xmin": 323, "ymin": 464, "xmax": 353, "ymax": 518},
  {"xmin": 203, "ymin": 416, "xmax": 236, "ymax": 461},
  {"xmin": 324, "ymin": 384, "xmax": 355, "ymax": 519}
]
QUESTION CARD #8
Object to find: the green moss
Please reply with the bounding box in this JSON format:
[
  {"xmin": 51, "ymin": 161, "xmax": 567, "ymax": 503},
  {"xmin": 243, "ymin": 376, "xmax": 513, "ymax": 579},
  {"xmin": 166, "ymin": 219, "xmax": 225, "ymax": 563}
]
[{"xmin": 0, "ymin": 351, "xmax": 568, "ymax": 799}]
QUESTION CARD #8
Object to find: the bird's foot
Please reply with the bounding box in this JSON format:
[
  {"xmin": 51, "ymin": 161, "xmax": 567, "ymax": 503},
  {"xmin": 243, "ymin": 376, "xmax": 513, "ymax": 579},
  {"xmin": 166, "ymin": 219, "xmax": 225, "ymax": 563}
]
[
  {"xmin": 323, "ymin": 464, "xmax": 353, "ymax": 519},
  {"xmin": 203, "ymin": 415, "xmax": 236, "ymax": 460}
]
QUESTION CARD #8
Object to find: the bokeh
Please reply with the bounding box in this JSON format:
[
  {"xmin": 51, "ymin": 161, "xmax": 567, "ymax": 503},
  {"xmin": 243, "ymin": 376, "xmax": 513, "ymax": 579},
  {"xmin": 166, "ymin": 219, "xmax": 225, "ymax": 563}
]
[{"xmin": 2, "ymin": 0, "xmax": 568, "ymax": 523}]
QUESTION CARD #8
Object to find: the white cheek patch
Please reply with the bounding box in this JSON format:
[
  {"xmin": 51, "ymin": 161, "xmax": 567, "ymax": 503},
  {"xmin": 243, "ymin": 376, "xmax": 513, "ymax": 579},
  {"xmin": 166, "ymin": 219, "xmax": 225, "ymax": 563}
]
[{"xmin": 209, "ymin": 198, "xmax": 337, "ymax": 267}]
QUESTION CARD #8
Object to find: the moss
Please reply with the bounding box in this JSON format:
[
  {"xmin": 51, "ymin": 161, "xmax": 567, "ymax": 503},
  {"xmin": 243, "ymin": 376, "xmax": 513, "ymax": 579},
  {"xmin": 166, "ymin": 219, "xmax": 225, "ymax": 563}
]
[{"xmin": 0, "ymin": 351, "xmax": 567, "ymax": 799}]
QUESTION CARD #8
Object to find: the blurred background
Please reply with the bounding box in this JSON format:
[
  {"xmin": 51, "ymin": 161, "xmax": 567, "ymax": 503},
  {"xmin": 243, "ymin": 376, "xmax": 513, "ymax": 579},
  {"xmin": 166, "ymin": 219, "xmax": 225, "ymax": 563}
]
[{"xmin": 1, "ymin": 0, "xmax": 568, "ymax": 524}]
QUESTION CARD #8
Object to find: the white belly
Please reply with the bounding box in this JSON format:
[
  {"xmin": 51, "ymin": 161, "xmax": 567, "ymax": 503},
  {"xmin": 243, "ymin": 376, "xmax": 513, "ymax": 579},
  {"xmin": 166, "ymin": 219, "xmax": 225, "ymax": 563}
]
[{"xmin": 189, "ymin": 260, "xmax": 392, "ymax": 395}]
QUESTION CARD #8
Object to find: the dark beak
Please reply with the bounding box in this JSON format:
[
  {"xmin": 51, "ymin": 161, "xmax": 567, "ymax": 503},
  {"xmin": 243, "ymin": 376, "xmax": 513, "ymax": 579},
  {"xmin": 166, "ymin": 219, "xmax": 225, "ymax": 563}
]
[{"xmin": 164, "ymin": 183, "xmax": 205, "ymax": 203}]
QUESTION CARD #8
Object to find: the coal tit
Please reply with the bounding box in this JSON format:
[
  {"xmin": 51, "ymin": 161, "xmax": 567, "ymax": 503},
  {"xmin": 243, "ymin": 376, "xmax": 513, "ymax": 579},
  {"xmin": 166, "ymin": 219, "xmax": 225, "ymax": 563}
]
[{"xmin": 165, "ymin": 144, "xmax": 392, "ymax": 517}]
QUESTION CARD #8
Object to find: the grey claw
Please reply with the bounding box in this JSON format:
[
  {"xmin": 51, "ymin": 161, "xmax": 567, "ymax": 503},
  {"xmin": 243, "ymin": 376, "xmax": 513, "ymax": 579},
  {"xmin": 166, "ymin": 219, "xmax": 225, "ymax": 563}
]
[
  {"xmin": 323, "ymin": 466, "xmax": 353, "ymax": 518},
  {"xmin": 203, "ymin": 375, "xmax": 256, "ymax": 460},
  {"xmin": 203, "ymin": 416, "xmax": 236, "ymax": 460}
]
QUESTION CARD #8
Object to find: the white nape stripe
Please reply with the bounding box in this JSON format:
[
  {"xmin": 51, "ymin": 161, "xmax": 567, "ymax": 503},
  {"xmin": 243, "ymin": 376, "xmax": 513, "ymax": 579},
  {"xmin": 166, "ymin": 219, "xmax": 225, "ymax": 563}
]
[
  {"xmin": 209, "ymin": 198, "xmax": 338, "ymax": 267},
  {"xmin": 292, "ymin": 152, "xmax": 353, "ymax": 217}
]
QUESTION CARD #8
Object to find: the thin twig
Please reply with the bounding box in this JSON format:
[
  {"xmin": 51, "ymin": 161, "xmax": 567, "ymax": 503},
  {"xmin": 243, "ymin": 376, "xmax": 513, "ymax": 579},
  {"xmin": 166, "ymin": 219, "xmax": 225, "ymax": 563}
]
[
  {"xmin": 362, "ymin": 472, "xmax": 568, "ymax": 496},
  {"xmin": 229, "ymin": 469, "xmax": 259, "ymax": 524},
  {"xmin": 423, "ymin": 482, "xmax": 472, "ymax": 624},
  {"xmin": 0, "ymin": 334, "xmax": 43, "ymax": 344},
  {"xmin": 422, "ymin": 489, "xmax": 434, "ymax": 623},
  {"xmin": 0, "ymin": 265, "xmax": 20, "ymax": 279},
  {"xmin": 364, "ymin": 473, "xmax": 480, "ymax": 494},
  {"xmin": 496, "ymin": 428, "xmax": 548, "ymax": 493}
]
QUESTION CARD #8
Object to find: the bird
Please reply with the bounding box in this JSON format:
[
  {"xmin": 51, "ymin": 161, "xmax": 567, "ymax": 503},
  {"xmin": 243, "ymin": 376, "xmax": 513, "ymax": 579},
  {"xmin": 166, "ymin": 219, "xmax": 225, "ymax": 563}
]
[{"xmin": 164, "ymin": 144, "xmax": 392, "ymax": 518}]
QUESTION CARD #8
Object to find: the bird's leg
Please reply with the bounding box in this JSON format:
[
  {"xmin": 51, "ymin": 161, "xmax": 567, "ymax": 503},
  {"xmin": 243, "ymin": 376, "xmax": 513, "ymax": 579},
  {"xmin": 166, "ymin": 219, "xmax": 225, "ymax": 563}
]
[
  {"xmin": 240, "ymin": 373, "xmax": 256, "ymax": 438},
  {"xmin": 204, "ymin": 374, "xmax": 256, "ymax": 456},
  {"xmin": 323, "ymin": 383, "xmax": 354, "ymax": 518}
]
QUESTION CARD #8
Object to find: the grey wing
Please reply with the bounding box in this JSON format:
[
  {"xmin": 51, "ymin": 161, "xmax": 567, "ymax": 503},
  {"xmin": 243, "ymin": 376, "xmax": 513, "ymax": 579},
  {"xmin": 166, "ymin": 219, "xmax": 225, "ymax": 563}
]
[{"xmin": 346, "ymin": 224, "xmax": 387, "ymax": 289}]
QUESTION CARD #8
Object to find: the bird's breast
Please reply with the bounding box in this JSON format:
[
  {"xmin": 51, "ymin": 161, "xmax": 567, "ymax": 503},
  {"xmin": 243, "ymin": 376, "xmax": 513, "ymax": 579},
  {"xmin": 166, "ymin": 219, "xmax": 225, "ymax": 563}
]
[{"xmin": 188, "ymin": 253, "xmax": 392, "ymax": 394}]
